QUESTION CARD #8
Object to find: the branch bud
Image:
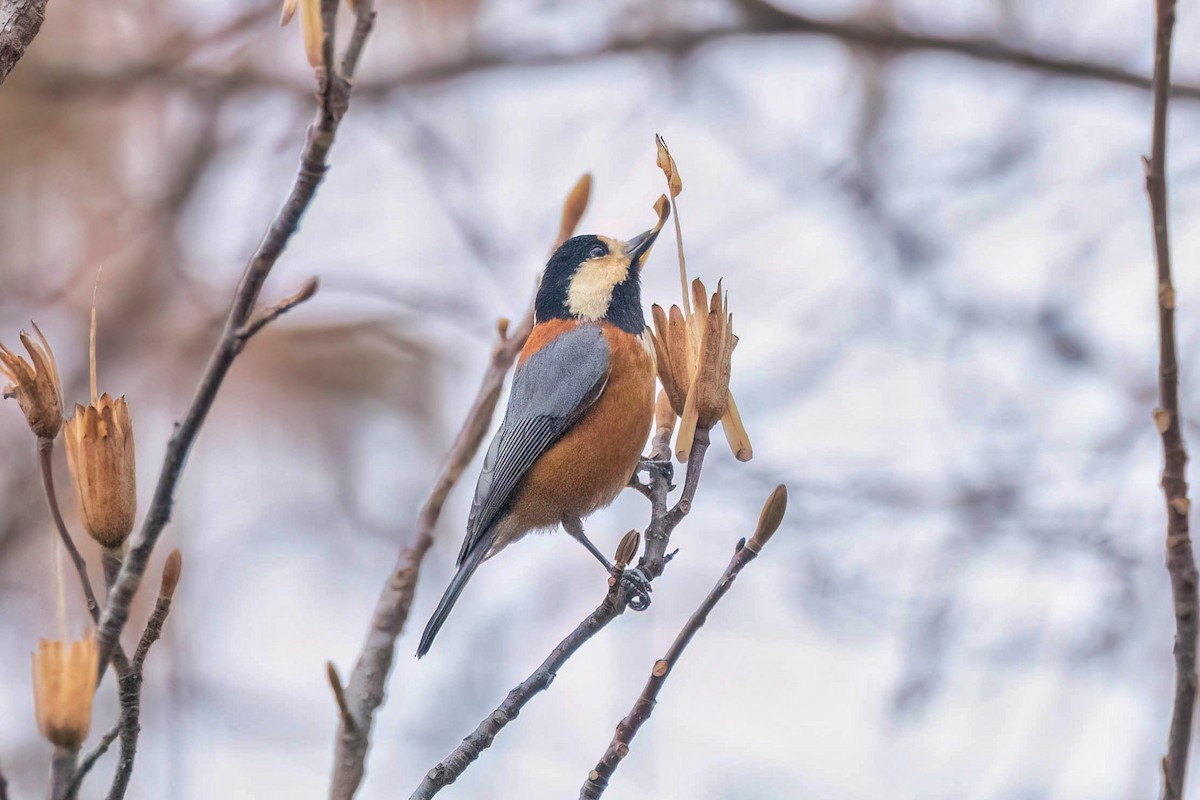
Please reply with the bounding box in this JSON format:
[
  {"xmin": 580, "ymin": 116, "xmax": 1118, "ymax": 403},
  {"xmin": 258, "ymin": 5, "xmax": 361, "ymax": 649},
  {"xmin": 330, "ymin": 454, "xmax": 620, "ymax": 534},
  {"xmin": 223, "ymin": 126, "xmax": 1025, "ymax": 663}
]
[
  {"xmin": 160, "ymin": 549, "xmax": 183, "ymax": 601},
  {"xmin": 614, "ymin": 530, "xmax": 641, "ymax": 569},
  {"xmin": 749, "ymin": 485, "xmax": 788, "ymax": 552}
]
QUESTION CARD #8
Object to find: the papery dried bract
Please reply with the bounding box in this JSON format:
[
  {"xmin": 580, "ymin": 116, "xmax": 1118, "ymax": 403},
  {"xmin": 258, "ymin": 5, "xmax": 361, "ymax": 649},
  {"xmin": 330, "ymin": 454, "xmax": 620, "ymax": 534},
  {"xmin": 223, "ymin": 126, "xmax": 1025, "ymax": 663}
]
[
  {"xmin": 655, "ymin": 135, "xmax": 683, "ymax": 198},
  {"xmin": 32, "ymin": 635, "xmax": 97, "ymax": 749},
  {"xmin": 64, "ymin": 394, "xmax": 137, "ymax": 548},
  {"xmin": 0, "ymin": 323, "xmax": 63, "ymax": 439},
  {"xmin": 650, "ymin": 304, "xmax": 690, "ymax": 415}
]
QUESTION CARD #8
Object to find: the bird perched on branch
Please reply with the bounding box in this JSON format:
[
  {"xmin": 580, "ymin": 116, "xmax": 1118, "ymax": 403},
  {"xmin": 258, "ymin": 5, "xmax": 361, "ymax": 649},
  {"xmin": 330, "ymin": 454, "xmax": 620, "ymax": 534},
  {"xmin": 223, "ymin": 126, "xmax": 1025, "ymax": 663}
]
[{"xmin": 417, "ymin": 222, "xmax": 664, "ymax": 657}]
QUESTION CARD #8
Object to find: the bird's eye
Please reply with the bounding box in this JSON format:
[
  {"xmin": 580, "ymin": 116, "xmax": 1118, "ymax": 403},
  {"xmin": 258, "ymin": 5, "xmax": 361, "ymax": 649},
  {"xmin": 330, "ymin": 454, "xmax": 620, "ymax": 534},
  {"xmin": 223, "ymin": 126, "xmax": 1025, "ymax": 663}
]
[{"xmin": 588, "ymin": 244, "xmax": 606, "ymax": 259}]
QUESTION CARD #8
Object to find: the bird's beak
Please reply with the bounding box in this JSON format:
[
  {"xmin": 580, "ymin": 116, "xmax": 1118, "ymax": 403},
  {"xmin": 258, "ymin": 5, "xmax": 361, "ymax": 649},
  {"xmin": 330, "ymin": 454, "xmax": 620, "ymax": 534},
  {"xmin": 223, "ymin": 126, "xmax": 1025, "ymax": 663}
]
[{"xmin": 624, "ymin": 227, "xmax": 661, "ymax": 266}]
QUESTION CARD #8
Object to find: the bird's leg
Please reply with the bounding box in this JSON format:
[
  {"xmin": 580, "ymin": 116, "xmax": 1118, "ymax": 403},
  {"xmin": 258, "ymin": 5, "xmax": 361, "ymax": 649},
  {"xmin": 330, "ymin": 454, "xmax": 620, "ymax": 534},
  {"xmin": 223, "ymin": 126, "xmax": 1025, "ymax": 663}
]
[
  {"xmin": 636, "ymin": 455, "xmax": 674, "ymax": 488},
  {"xmin": 562, "ymin": 517, "xmax": 652, "ymax": 610}
]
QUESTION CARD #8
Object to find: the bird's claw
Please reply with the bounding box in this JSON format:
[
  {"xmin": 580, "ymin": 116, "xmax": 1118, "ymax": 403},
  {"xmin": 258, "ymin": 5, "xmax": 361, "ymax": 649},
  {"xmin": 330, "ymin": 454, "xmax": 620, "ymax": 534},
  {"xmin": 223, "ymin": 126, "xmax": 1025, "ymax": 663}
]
[
  {"xmin": 618, "ymin": 567, "xmax": 652, "ymax": 611},
  {"xmin": 637, "ymin": 456, "xmax": 674, "ymax": 487}
]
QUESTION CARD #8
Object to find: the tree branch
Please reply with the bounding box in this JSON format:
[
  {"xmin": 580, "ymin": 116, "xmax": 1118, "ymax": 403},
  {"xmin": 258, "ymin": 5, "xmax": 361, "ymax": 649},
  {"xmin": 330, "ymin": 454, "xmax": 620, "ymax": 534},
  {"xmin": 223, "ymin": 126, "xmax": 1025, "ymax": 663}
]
[
  {"xmin": 580, "ymin": 485, "xmax": 788, "ymax": 799},
  {"xmin": 407, "ymin": 426, "xmax": 710, "ymax": 799},
  {"xmin": 104, "ymin": 552, "xmax": 179, "ymax": 800},
  {"xmin": 326, "ymin": 173, "xmax": 593, "ymax": 800},
  {"xmin": 1145, "ymin": 2, "xmax": 1196, "ymax": 799},
  {"xmin": 0, "ymin": 0, "xmax": 49, "ymax": 87},
  {"xmin": 92, "ymin": 0, "xmax": 376, "ymax": 681},
  {"xmin": 27, "ymin": 2, "xmax": 1200, "ymax": 104}
]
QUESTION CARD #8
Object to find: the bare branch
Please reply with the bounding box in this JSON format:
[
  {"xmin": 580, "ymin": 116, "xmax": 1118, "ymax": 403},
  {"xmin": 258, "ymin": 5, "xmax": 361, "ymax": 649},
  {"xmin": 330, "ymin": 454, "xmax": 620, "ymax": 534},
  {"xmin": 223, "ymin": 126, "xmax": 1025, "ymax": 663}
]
[
  {"xmin": 92, "ymin": 0, "xmax": 376, "ymax": 681},
  {"xmin": 1145, "ymin": 2, "xmax": 1197, "ymax": 798},
  {"xmin": 408, "ymin": 428, "xmax": 708, "ymax": 799},
  {"xmin": 327, "ymin": 173, "xmax": 592, "ymax": 800},
  {"xmin": 50, "ymin": 747, "xmax": 78, "ymax": 800},
  {"xmin": 409, "ymin": 588, "xmax": 630, "ymax": 800},
  {"xmin": 106, "ymin": 552, "xmax": 180, "ymax": 800},
  {"xmin": 30, "ymin": 3, "xmax": 1200, "ymax": 105},
  {"xmin": 234, "ymin": 276, "xmax": 320, "ymax": 345},
  {"xmin": 580, "ymin": 486, "xmax": 788, "ymax": 798},
  {"xmin": 0, "ymin": 0, "xmax": 49, "ymax": 86},
  {"xmin": 67, "ymin": 726, "xmax": 119, "ymax": 798},
  {"xmin": 326, "ymin": 662, "xmax": 356, "ymax": 733}
]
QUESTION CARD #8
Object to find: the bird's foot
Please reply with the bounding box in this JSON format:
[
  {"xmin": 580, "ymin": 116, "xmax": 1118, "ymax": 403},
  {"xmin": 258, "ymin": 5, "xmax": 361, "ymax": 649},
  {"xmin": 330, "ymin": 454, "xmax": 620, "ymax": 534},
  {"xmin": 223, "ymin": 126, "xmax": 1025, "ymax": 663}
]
[
  {"xmin": 637, "ymin": 456, "xmax": 674, "ymax": 489},
  {"xmin": 615, "ymin": 566, "xmax": 652, "ymax": 611}
]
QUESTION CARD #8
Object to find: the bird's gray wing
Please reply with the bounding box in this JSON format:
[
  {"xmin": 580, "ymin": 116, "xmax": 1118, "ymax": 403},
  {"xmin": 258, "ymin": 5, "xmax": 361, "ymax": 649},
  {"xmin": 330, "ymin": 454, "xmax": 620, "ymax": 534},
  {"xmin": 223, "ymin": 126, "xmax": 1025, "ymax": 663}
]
[{"xmin": 458, "ymin": 324, "xmax": 611, "ymax": 566}]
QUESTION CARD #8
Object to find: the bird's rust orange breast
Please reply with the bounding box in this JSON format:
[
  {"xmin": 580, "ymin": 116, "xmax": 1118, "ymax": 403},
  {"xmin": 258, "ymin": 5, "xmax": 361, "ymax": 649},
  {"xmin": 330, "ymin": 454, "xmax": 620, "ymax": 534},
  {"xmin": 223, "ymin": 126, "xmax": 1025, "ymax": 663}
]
[{"xmin": 505, "ymin": 321, "xmax": 655, "ymax": 536}]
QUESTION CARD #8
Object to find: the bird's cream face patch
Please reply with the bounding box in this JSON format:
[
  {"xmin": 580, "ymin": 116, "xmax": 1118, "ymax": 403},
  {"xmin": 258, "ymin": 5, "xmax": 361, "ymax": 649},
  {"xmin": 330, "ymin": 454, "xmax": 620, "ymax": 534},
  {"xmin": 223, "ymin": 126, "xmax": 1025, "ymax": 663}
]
[{"xmin": 566, "ymin": 236, "xmax": 631, "ymax": 321}]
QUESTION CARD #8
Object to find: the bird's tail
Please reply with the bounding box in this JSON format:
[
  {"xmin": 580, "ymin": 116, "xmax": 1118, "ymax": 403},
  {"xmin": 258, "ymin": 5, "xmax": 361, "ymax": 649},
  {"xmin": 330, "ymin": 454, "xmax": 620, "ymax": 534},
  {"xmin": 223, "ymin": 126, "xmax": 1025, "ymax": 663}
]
[{"xmin": 416, "ymin": 542, "xmax": 488, "ymax": 658}]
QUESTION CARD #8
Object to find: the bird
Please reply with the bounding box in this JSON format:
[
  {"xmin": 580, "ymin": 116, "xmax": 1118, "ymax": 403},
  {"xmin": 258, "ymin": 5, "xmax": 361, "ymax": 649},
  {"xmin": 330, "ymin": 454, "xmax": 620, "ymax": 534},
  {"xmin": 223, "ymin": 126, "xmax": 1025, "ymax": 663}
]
[{"xmin": 417, "ymin": 223, "xmax": 663, "ymax": 657}]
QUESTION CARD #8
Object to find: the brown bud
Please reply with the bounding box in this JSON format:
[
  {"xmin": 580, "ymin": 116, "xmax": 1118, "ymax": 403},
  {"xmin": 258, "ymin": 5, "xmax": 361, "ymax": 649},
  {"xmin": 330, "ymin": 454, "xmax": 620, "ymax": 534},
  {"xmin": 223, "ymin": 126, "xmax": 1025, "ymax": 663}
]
[
  {"xmin": 64, "ymin": 394, "xmax": 137, "ymax": 548},
  {"xmin": 614, "ymin": 530, "xmax": 641, "ymax": 569},
  {"xmin": 32, "ymin": 635, "xmax": 97, "ymax": 749},
  {"xmin": 160, "ymin": 549, "xmax": 183, "ymax": 601},
  {"xmin": 749, "ymin": 485, "xmax": 788, "ymax": 552},
  {"xmin": 655, "ymin": 135, "xmax": 683, "ymax": 197},
  {"xmin": 0, "ymin": 323, "xmax": 63, "ymax": 439}
]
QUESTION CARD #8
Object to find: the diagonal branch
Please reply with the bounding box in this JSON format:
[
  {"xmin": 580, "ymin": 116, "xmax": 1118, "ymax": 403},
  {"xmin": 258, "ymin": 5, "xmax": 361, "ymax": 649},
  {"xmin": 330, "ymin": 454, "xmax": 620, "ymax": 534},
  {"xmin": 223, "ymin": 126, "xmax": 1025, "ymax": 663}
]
[
  {"xmin": 579, "ymin": 486, "xmax": 788, "ymax": 799},
  {"xmin": 407, "ymin": 428, "xmax": 709, "ymax": 800},
  {"xmin": 1145, "ymin": 2, "xmax": 1197, "ymax": 799},
  {"xmin": 27, "ymin": 2, "xmax": 1200, "ymax": 104},
  {"xmin": 92, "ymin": 0, "xmax": 376, "ymax": 681},
  {"xmin": 0, "ymin": 0, "xmax": 49, "ymax": 87},
  {"xmin": 105, "ymin": 550, "xmax": 180, "ymax": 800},
  {"xmin": 326, "ymin": 173, "xmax": 593, "ymax": 800}
]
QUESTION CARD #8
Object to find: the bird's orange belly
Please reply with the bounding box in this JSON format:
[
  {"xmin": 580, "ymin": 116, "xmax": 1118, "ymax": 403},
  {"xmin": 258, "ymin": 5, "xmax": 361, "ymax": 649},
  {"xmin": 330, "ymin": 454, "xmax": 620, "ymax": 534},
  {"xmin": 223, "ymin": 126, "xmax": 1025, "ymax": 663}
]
[{"xmin": 507, "ymin": 331, "xmax": 654, "ymax": 534}]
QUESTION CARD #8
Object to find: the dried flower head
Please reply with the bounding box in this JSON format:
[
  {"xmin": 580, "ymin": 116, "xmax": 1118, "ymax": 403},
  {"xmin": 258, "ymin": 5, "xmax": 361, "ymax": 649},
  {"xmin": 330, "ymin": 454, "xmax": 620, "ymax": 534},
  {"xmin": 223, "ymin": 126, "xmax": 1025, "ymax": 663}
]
[
  {"xmin": 650, "ymin": 136, "xmax": 752, "ymax": 463},
  {"xmin": 0, "ymin": 323, "xmax": 63, "ymax": 439},
  {"xmin": 32, "ymin": 635, "xmax": 97, "ymax": 749},
  {"xmin": 64, "ymin": 394, "xmax": 137, "ymax": 548}
]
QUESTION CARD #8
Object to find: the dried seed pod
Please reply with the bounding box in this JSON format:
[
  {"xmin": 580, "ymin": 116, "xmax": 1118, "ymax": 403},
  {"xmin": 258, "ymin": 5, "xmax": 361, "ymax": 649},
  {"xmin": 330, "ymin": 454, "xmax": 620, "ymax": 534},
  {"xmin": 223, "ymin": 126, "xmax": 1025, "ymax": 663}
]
[
  {"xmin": 32, "ymin": 635, "xmax": 97, "ymax": 749},
  {"xmin": 64, "ymin": 394, "xmax": 137, "ymax": 548},
  {"xmin": 0, "ymin": 323, "xmax": 63, "ymax": 439}
]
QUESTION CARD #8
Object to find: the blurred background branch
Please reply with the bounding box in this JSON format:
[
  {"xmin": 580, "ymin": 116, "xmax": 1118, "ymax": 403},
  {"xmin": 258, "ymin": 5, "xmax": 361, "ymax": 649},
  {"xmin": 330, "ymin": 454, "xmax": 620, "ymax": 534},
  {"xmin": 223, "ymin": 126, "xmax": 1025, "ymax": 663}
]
[{"xmin": 0, "ymin": 0, "xmax": 49, "ymax": 85}]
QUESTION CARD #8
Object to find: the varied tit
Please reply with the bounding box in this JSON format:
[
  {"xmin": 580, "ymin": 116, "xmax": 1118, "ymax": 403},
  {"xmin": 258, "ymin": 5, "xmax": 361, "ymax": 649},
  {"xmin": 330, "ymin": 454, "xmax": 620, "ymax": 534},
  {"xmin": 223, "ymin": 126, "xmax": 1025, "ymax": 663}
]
[{"xmin": 417, "ymin": 223, "xmax": 663, "ymax": 657}]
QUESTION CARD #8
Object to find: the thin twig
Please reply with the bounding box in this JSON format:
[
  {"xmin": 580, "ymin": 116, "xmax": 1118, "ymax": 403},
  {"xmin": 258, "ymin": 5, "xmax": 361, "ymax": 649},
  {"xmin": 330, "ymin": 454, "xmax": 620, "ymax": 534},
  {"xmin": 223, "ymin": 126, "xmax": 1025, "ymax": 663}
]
[
  {"xmin": 408, "ymin": 428, "xmax": 709, "ymax": 799},
  {"xmin": 0, "ymin": 0, "xmax": 50, "ymax": 86},
  {"xmin": 1146, "ymin": 2, "xmax": 1197, "ymax": 798},
  {"xmin": 35, "ymin": 5, "xmax": 1200, "ymax": 104},
  {"xmin": 408, "ymin": 587, "xmax": 630, "ymax": 800},
  {"xmin": 65, "ymin": 726, "xmax": 119, "ymax": 800},
  {"xmin": 106, "ymin": 555, "xmax": 179, "ymax": 800},
  {"xmin": 580, "ymin": 533, "xmax": 769, "ymax": 798},
  {"xmin": 93, "ymin": 0, "xmax": 376, "ymax": 681},
  {"xmin": 50, "ymin": 747, "xmax": 79, "ymax": 800},
  {"xmin": 233, "ymin": 276, "xmax": 319, "ymax": 345},
  {"xmin": 327, "ymin": 173, "xmax": 592, "ymax": 800},
  {"xmin": 326, "ymin": 662, "xmax": 356, "ymax": 733}
]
